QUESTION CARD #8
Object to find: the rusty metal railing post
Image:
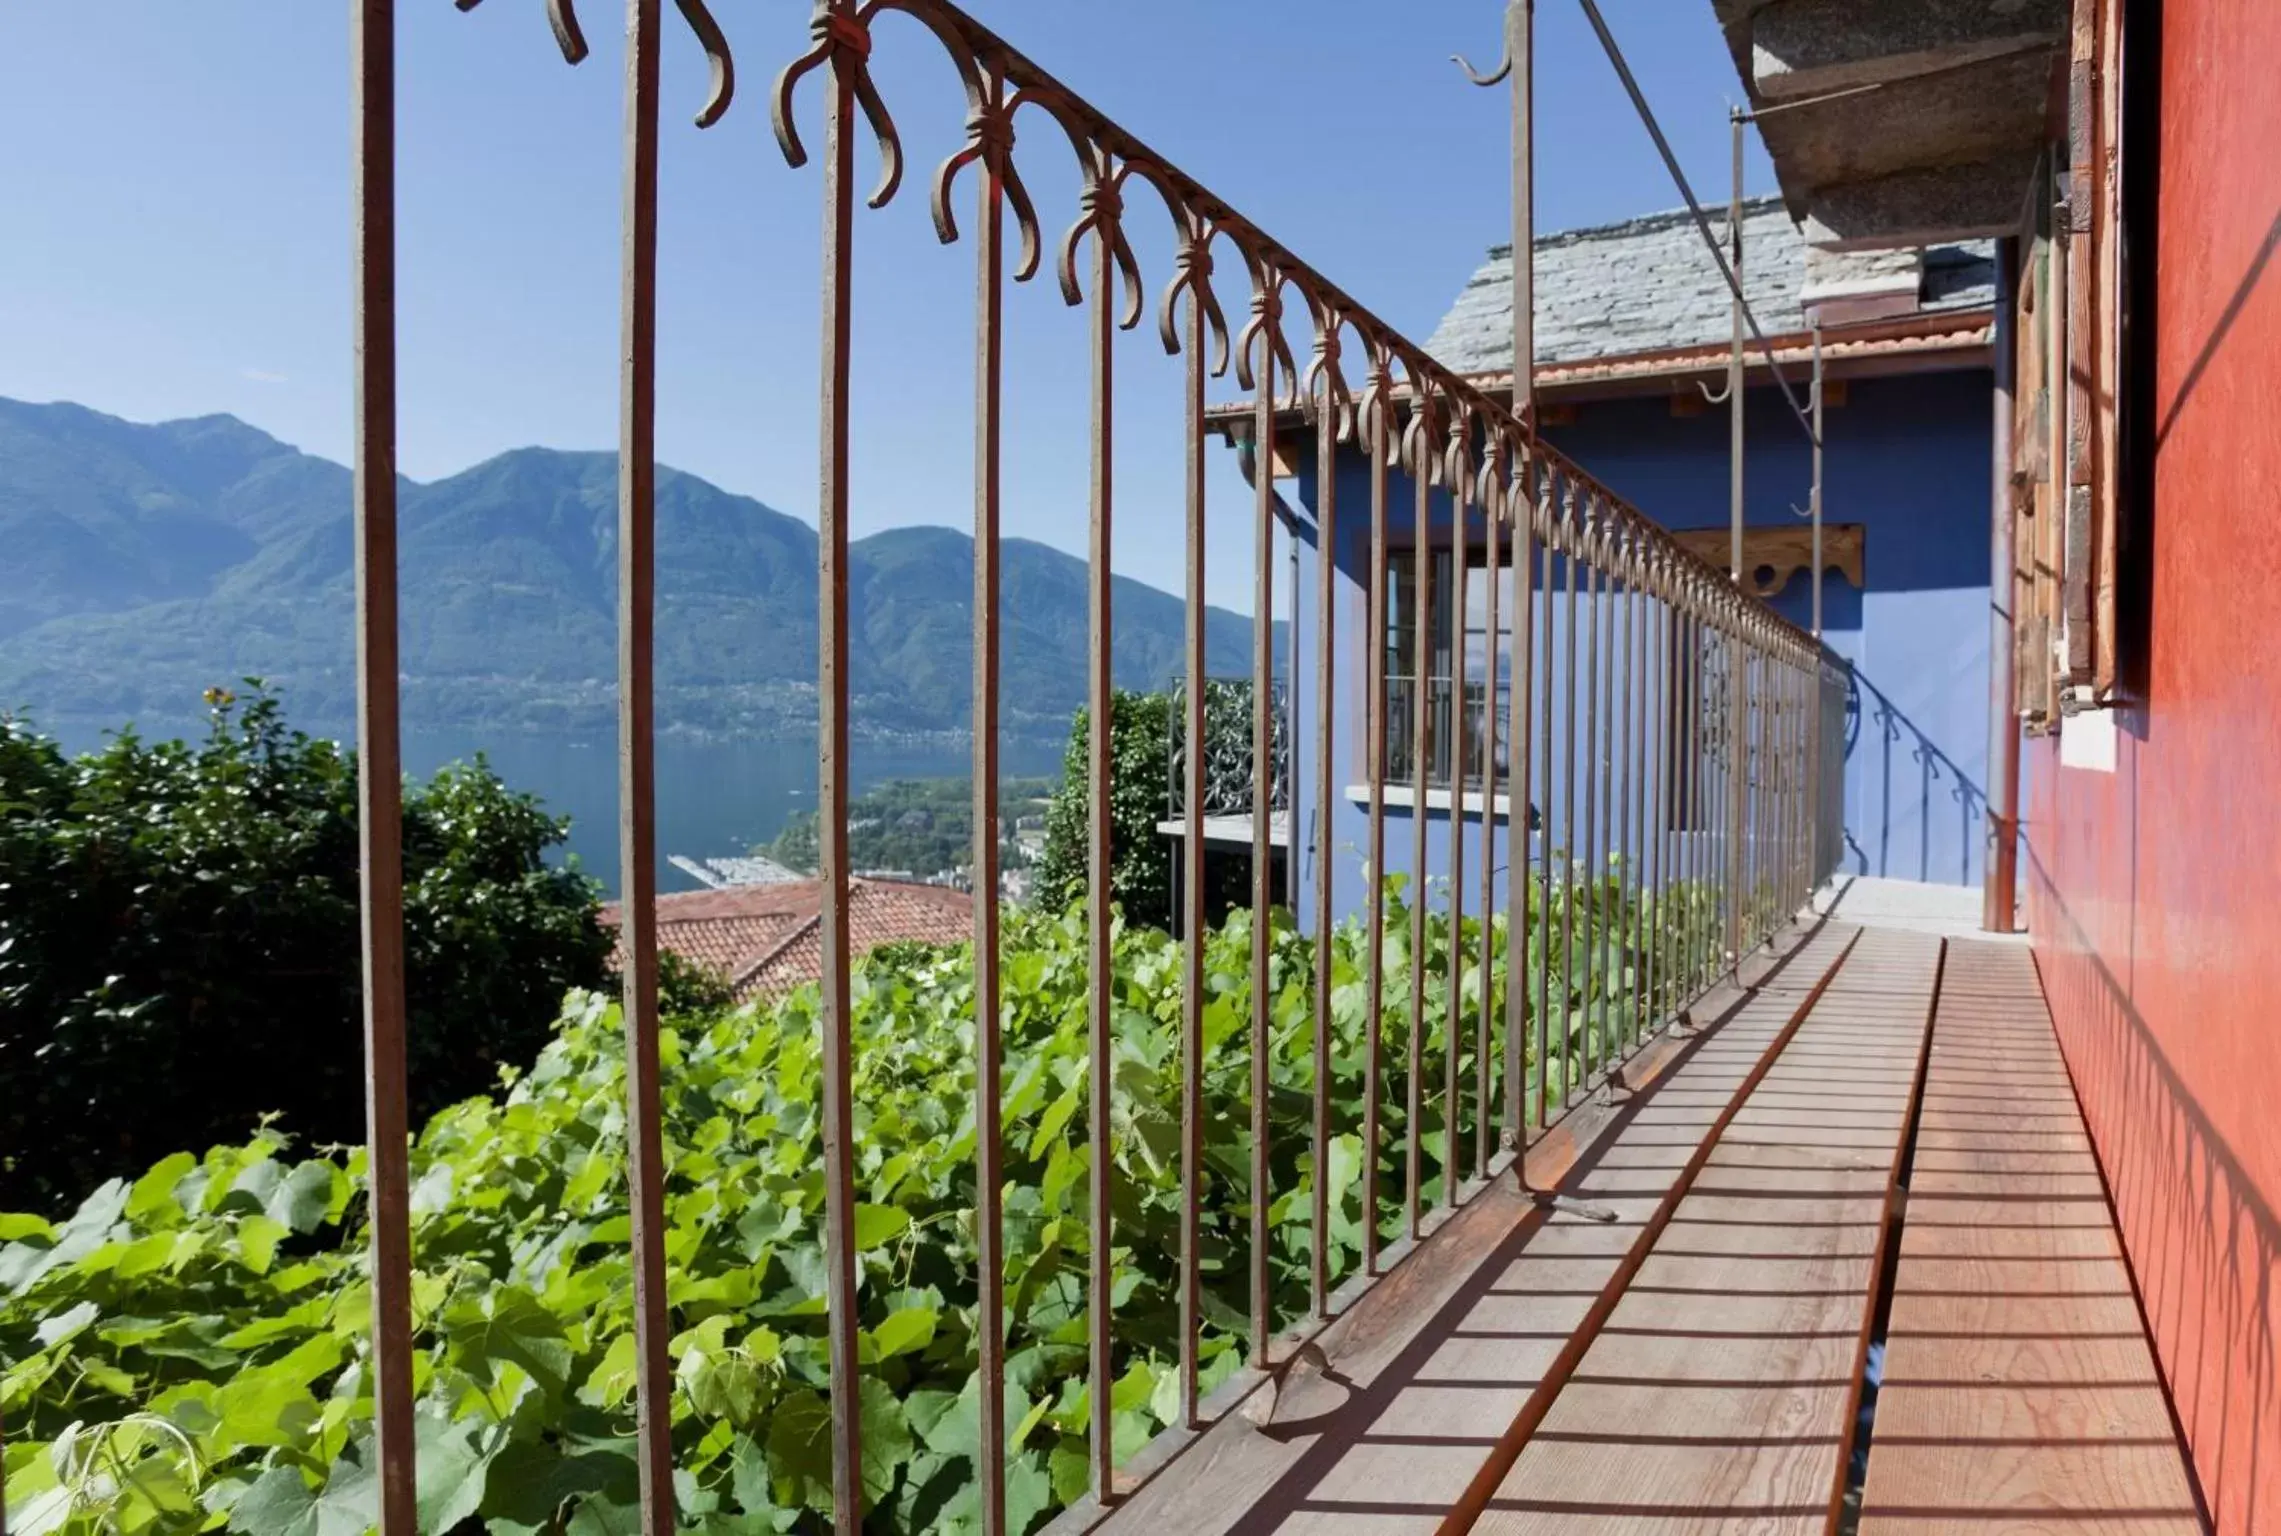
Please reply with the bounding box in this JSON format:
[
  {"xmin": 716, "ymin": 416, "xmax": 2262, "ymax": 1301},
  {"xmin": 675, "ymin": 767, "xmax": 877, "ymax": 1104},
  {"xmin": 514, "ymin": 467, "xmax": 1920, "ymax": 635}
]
[
  {"xmin": 1505, "ymin": 450, "xmax": 1535, "ymax": 1145},
  {"xmin": 1558, "ymin": 481, "xmax": 1579, "ymax": 1106},
  {"xmin": 615, "ymin": 1, "xmax": 676, "ymax": 1528},
  {"xmin": 1537, "ymin": 474, "xmax": 1557, "ymax": 1119},
  {"xmin": 1176, "ymin": 213, "xmax": 1212, "ymax": 1426},
  {"xmin": 351, "ymin": 4, "xmax": 416, "ymax": 1529},
  {"xmin": 966, "ymin": 60, "xmax": 1011, "ymax": 1534},
  {"xmin": 1592, "ymin": 503, "xmax": 1615, "ymax": 1070},
  {"xmin": 1405, "ymin": 389, "xmax": 1432, "ymax": 1237},
  {"xmin": 1444, "ymin": 416, "xmax": 1468, "ymax": 1207},
  {"xmin": 1587, "ymin": 502, "xmax": 1605, "ymax": 1077},
  {"xmin": 1618, "ymin": 526, "xmax": 1640, "ymax": 1053},
  {"xmin": 1362, "ymin": 350, "xmax": 1393, "ymax": 1275},
  {"xmin": 1082, "ymin": 148, "xmax": 1120, "ymax": 1497},
  {"xmin": 812, "ymin": 8, "xmax": 866, "ymax": 1523},
  {"xmin": 1306, "ymin": 304, "xmax": 1344, "ymax": 1318},
  {"xmin": 1646, "ymin": 555, "xmax": 1666, "ymax": 1027},
  {"xmin": 1685, "ymin": 603, "xmax": 1706, "ymax": 1004},
  {"xmin": 1241, "ymin": 265, "xmax": 1279, "ymax": 1368},
  {"xmin": 1476, "ymin": 456, "xmax": 1501, "ymax": 1179}
]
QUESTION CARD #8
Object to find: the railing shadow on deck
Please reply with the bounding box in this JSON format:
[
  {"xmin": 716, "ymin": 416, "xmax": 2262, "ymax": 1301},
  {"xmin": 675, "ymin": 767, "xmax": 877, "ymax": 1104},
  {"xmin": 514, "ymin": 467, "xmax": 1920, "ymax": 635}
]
[
  {"xmin": 1843, "ymin": 667, "xmax": 1992, "ymax": 890},
  {"xmin": 1048, "ymin": 909, "xmax": 1845, "ymax": 1534},
  {"xmin": 2025, "ymin": 842, "xmax": 2266, "ymax": 1536}
]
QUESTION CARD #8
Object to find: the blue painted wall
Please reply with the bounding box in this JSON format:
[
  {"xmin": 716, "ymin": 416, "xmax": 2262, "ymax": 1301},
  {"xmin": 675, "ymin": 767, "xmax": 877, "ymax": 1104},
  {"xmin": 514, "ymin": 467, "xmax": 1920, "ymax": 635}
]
[{"xmin": 1269, "ymin": 368, "xmax": 1994, "ymax": 935}]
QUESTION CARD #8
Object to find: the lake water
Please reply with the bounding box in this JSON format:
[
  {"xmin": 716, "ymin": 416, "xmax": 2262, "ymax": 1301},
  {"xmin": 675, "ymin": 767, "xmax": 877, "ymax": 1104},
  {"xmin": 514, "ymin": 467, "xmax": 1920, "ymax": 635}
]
[{"xmin": 43, "ymin": 716, "xmax": 1062, "ymax": 898}]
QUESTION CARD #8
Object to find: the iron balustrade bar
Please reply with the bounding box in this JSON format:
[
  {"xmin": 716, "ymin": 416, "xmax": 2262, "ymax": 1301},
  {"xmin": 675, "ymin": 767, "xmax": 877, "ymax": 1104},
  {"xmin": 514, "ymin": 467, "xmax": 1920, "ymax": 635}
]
[
  {"xmin": 1618, "ymin": 529, "xmax": 1638, "ymax": 1056},
  {"xmin": 351, "ymin": 3, "xmax": 414, "ymax": 1529},
  {"xmin": 1476, "ymin": 484, "xmax": 1500, "ymax": 1179},
  {"xmin": 968, "ymin": 56, "xmax": 1009, "ymax": 1533},
  {"xmin": 1244, "ymin": 290, "xmax": 1273, "ymax": 1373},
  {"xmin": 1559, "ymin": 490, "xmax": 1578, "ymax": 1107},
  {"xmin": 346, "ymin": 5, "xmax": 1838, "ymax": 1532},
  {"xmin": 1406, "ymin": 421, "xmax": 1431, "ymax": 1239},
  {"xmin": 1594, "ymin": 505, "xmax": 1615, "ymax": 1072},
  {"xmin": 1310, "ymin": 336, "xmax": 1338, "ymax": 1320},
  {"xmin": 615, "ymin": 1, "xmax": 674, "ymax": 1528},
  {"xmin": 1085, "ymin": 129, "xmax": 1117, "ymax": 1495},
  {"xmin": 1446, "ymin": 434, "xmax": 1468, "ymax": 1210},
  {"xmin": 1363, "ymin": 373, "xmax": 1391, "ymax": 1282},
  {"xmin": 1537, "ymin": 484, "xmax": 1557, "ymax": 1123},
  {"xmin": 1504, "ymin": 459, "xmax": 1534, "ymax": 1143},
  {"xmin": 812, "ymin": 18, "xmax": 863, "ymax": 1526},
  {"xmin": 1177, "ymin": 209, "xmax": 1208, "ymax": 1432}
]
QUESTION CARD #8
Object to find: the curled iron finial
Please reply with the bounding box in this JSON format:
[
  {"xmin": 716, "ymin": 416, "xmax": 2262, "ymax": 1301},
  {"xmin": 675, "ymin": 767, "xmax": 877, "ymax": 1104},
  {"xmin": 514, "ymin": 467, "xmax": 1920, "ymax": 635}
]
[
  {"xmin": 933, "ymin": 81, "xmax": 1043, "ymax": 281},
  {"xmin": 1560, "ymin": 476, "xmax": 1586, "ymax": 552},
  {"xmin": 1354, "ymin": 334, "xmax": 1398, "ymax": 448},
  {"xmin": 1056, "ymin": 157, "xmax": 1144, "ymax": 328},
  {"xmin": 1158, "ymin": 214, "xmax": 1232, "ymax": 376},
  {"xmin": 1301, "ymin": 300, "xmax": 1354, "ymax": 444},
  {"xmin": 1478, "ymin": 422, "xmax": 1514, "ymax": 511},
  {"xmin": 1474, "ymin": 430, "xmax": 1505, "ymax": 511},
  {"xmin": 1399, "ymin": 372, "xmax": 1440, "ymax": 483},
  {"xmin": 454, "ymin": 0, "xmax": 588, "ymax": 65},
  {"xmin": 1233, "ymin": 261, "xmax": 1297, "ymax": 398},
  {"xmin": 774, "ymin": 2, "xmax": 904, "ymax": 209},
  {"xmin": 674, "ymin": 0, "xmax": 735, "ymax": 126},
  {"xmin": 1442, "ymin": 400, "xmax": 1476, "ymax": 495}
]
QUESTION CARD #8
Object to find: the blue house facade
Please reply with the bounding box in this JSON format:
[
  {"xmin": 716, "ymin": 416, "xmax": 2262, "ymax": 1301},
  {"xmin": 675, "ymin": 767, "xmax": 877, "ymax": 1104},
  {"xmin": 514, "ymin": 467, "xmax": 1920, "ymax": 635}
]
[{"xmin": 1212, "ymin": 200, "xmax": 2002, "ymax": 934}]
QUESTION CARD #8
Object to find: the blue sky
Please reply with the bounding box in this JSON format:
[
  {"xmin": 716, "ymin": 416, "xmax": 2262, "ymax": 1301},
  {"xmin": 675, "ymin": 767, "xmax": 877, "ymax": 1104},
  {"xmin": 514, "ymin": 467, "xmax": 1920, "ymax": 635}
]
[{"xmin": 0, "ymin": 1, "xmax": 1776, "ymax": 612}]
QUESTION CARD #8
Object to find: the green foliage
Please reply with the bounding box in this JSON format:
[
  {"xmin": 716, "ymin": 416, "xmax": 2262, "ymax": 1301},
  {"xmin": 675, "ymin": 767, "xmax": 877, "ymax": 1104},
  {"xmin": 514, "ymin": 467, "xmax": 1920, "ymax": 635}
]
[
  {"xmin": 0, "ymin": 688, "xmax": 613, "ymax": 1214},
  {"xmin": 1032, "ymin": 692, "xmax": 1173, "ymax": 929},
  {"xmin": 0, "ymin": 868, "xmax": 1717, "ymax": 1535},
  {"xmin": 656, "ymin": 950, "xmax": 737, "ymax": 1018},
  {"xmin": 766, "ymin": 777, "xmax": 1055, "ymax": 881}
]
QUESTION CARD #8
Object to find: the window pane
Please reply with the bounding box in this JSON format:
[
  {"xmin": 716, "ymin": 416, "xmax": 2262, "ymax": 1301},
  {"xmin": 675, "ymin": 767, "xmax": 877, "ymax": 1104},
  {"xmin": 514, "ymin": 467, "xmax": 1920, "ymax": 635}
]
[{"xmin": 1378, "ymin": 542, "xmax": 1515, "ymax": 789}]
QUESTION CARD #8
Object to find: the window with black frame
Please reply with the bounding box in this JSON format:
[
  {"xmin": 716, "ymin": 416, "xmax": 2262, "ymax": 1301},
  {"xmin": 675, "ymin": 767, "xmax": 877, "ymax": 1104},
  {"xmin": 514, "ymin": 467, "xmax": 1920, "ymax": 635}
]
[{"xmin": 1382, "ymin": 544, "xmax": 1512, "ymax": 792}]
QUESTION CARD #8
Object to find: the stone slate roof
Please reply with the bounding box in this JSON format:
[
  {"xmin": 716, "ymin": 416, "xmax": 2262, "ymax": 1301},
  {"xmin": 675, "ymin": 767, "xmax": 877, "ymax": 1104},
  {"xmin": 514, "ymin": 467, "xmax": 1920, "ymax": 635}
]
[{"xmin": 1424, "ymin": 195, "xmax": 1996, "ymax": 378}]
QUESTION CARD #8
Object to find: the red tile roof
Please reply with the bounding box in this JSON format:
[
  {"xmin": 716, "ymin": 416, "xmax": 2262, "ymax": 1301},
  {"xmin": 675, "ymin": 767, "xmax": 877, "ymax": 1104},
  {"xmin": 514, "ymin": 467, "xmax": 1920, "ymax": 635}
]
[{"xmin": 600, "ymin": 878, "xmax": 973, "ymax": 1004}]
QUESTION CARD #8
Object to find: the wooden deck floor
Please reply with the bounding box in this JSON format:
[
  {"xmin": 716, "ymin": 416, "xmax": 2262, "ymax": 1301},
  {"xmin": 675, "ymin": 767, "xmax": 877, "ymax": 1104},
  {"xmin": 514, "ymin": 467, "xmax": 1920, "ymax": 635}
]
[{"xmin": 1069, "ymin": 917, "xmax": 2204, "ymax": 1536}]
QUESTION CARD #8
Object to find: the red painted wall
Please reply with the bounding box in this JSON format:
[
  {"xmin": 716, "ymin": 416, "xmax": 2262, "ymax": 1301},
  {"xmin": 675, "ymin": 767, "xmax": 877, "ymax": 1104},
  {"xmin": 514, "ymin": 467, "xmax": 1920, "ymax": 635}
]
[{"xmin": 2027, "ymin": 2, "xmax": 2281, "ymax": 1531}]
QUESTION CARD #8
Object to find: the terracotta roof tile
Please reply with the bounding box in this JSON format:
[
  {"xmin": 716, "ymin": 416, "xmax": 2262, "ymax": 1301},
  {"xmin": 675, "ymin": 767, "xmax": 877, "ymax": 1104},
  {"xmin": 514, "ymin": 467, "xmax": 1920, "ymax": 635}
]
[{"xmin": 602, "ymin": 878, "xmax": 973, "ymax": 1004}]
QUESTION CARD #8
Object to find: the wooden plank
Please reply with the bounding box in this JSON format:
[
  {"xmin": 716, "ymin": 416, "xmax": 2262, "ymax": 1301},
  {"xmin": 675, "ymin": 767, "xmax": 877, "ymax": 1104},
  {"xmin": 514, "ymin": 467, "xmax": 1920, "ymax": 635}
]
[
  {"xmin": 1470, "ymin": 929, "xmax": 1944, "ymax": 1536},
  {"xmin": 1858, "ymin": 938, "xmax": 2202, "ymax": 1536},
  {"xmin": 1066, "ymin": 922, "xmax": 1861, "ymax": 1535}
]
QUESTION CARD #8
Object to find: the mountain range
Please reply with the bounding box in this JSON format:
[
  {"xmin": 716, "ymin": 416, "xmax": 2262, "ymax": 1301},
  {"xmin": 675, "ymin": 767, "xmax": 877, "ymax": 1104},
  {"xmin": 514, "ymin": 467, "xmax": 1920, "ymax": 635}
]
[{"xmin": 0, "ymin": 398, "xmax": 1263, "ymax": 743}]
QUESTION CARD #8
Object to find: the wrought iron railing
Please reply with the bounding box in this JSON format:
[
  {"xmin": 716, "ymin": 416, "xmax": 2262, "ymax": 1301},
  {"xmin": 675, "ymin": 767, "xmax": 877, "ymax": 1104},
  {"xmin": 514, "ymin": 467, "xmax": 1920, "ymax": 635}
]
[
  {"xmin": 1166, "ymin": 676, "xmax": 1288, "ymax": 819},
  {"xmin": 330, "ymin": 3, "xmax": 1841, "ymax": 1532}
]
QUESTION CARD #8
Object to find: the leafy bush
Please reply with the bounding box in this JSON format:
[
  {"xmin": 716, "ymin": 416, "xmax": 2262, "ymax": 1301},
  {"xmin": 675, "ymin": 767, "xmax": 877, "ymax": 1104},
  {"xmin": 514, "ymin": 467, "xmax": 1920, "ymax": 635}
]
[
  {"xmin": 657, "ymin": 949, "xmax": 738, "ymax": 1017},
  {"xmin": 0, "ymin": 867, "xmax": 1712, "ymax": 1534},
  {"xmin": 1032, "ymin": 691, "xmax": 1172, "ymax": 928},
  {"xmin": 0, "ymin": 689, "xmax": 613, "ymax": 1214}
]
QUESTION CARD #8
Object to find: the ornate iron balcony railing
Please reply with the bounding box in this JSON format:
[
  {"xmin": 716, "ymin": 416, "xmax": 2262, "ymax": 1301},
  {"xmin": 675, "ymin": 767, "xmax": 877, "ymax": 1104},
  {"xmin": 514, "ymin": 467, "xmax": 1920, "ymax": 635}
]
[
  {"xmin": 1166, "ymin": 676, "xmax": 1289, "ymax": 820},
  {"xmin": 332, "ymin": 2, "xmax": 1846, "ymax": 1532}
]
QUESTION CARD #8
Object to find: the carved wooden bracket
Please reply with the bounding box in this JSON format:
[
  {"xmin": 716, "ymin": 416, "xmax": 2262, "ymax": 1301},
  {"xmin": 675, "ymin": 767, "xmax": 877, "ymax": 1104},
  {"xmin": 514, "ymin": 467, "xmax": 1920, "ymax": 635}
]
[{"xmin": 1669, "ymin": 524, "xmax": 1865, "ymax": 601}]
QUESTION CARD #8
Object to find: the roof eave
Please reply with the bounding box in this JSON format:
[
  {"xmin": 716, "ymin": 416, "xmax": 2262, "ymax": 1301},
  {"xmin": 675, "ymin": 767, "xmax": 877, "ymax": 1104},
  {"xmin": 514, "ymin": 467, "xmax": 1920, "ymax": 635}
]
[{"xmin": 1208, "ymin": 307, "xmax": 1994, "ymax": 434}]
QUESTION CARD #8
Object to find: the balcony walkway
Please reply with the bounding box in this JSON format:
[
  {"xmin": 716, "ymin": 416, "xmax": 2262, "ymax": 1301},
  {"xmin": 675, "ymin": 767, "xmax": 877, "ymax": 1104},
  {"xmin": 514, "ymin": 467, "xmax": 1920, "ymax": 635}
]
[{"xmin": 1063, "ymin": 894, "xmax": 2203, "ymax": 1536}]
